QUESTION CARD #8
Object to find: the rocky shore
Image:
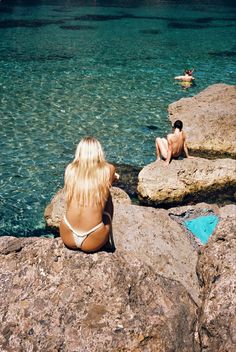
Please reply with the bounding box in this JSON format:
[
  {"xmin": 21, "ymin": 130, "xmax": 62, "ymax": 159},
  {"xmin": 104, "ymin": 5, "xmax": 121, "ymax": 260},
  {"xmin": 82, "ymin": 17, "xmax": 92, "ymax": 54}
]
[
  {"xmin": 1, "ymin": 193, "xmax": 235, "ymax": 351},
  {"xmin": 0, "ymin": 84, "xmax": 235, "ymax": 351}
]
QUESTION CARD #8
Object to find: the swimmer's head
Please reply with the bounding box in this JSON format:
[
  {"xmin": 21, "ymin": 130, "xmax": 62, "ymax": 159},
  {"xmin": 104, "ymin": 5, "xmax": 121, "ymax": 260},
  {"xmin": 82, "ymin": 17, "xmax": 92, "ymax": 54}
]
[
  {"xmin": 185, "ymin": 69, "xmax": 194, "ymax": 76},
  {"xmin": 173, "ymin": 120, "xmax": 183, "ymax": 131}
]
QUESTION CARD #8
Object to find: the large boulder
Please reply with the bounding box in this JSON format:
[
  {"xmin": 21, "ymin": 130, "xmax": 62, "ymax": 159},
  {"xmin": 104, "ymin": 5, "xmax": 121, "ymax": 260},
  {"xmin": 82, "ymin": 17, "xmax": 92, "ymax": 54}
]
[
  {"xmin": 196, "ymin": 204, "xmax": 236, "ymax": 351},
  {"xmin": 113, "ymin": 203, "xmax": 200, "ymax": 305},
  {"xmin": 0, "ymin": 237, "xmax": 199, "ymax": 352},
  {"xmin": 45, "ymin": 190, "xmax": 202, "ymax": 304},
  {"xmin": 137, "ymin": 157, "xmax": 236, "ymax": 206},
  {"xmin": 168, "ymin": 84, "xmax": 236, "ymax": 157}
]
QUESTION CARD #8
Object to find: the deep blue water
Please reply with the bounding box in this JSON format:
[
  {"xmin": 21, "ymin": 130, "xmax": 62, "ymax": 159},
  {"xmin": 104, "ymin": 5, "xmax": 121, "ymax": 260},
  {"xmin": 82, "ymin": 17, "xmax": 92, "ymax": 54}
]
[{"xmin": 0, "ymin": 0, "xmax": 235, "ymax": 236}]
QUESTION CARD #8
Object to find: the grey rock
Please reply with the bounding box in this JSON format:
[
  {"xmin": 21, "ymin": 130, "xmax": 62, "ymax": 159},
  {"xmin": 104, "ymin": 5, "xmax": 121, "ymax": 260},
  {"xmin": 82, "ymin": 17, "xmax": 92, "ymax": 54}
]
[
  {"xmin": 110, "ymin": 186, "xmax": 132, "ymax": 205},
  {"xmin": 196, "ymin": 204, "xmax": 236, "ymax": 351},
  {"xmin": 168, "ymin": 84, "xmax": 236, "ymax": 157},
  {"xmin": 44, "ymin": 189, "xmax": 66, "ymax": 228},
  {"xmin": 113, "ymin": 203, "xmax": 200, "ymax": 305},
  {"xmin": 137, "ymin": 157, "xmax": 236, "ymax": 205}
]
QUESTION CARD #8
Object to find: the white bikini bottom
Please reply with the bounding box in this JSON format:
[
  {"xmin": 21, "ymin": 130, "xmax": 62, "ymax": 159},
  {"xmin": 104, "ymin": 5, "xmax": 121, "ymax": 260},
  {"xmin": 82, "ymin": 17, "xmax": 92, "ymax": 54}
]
[{"xmin": 63, "ymin": 212, "xmax": 111, "ymax": 249}]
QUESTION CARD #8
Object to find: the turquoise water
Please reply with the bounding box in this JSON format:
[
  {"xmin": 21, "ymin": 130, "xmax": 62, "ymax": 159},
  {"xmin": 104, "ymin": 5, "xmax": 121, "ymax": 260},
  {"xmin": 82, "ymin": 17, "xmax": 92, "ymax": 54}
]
[{"xmin": 0, "ymin": 0, "xmax": 236, "ymax": 236}]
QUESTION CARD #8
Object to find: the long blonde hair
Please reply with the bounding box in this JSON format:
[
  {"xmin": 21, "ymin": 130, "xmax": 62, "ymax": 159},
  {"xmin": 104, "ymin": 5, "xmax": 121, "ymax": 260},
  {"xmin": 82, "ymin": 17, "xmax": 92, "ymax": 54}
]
[{"xmin": 64, "ymin": 137, "xmax": 110, "ymax": 207}]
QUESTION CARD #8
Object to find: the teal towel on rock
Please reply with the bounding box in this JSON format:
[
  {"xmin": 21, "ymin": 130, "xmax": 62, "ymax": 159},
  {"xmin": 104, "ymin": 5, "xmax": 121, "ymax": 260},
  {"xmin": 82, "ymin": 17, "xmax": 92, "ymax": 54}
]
[{"xmin": 184, "ymin": 215, "xmax": 219, "ymax": 244}]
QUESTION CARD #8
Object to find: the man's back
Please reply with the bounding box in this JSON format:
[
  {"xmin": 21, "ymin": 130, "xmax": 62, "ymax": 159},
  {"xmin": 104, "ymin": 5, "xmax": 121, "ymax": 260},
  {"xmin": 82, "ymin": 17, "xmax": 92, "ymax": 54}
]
[{"xmin": 167, "ymin": 131, "xmax": 186, "ymax": 158}]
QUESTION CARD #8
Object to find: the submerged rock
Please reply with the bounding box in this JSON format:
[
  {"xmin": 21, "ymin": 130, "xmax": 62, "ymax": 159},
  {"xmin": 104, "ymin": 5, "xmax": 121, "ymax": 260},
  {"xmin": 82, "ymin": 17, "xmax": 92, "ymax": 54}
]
[
  {"xmin": 168, "ymin": 84, "xmax": 236, "ymax": 157},
  {"xmin": 196, "ymin": 204, "xmax": 236, "ymax": 351},
  {"xmin": 137, "ymin": 157, "xmax": 236, "ymax": 206},
  {"xmin": 0, "ymin": 19, "xmax": 65, "ymax": 28},
  {"xmin": 60, "ymin": 25, "xmax": 96, "ymax": 30},
  {"xmin": 0, "ymin": 237, "xmax": 199, "ymax": 352}
]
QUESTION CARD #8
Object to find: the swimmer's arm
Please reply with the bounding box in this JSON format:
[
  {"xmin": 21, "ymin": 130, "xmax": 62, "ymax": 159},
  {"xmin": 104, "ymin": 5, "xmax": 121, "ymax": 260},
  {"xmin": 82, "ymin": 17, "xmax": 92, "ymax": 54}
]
[{"xmin": 174, "ymin": 75, "xmax": 184, "ymax": 80}]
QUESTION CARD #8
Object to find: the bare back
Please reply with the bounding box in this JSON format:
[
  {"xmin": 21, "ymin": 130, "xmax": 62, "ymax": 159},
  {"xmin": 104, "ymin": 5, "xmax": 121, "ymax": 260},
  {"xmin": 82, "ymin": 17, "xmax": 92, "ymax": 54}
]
[{"xmin": 167, "ymin": 130, "xmax": 186, "ymax": 158}]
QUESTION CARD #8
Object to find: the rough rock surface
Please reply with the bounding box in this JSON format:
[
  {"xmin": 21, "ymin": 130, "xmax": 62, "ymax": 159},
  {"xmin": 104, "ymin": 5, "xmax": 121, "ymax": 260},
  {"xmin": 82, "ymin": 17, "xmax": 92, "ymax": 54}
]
[
  {"xmin": 44, "ymin": 187, "xmax": 131, "ymax": 228},
  {"xmin": 0, "ymin": 237, "xmax": 199, "ymax": 352},
  {"xmin": 196, "ymin": 204, "xmax": 236, "ymax": 352},
  {"xmin": 113, "ymin": 203, "xmax": 200, "ymax": 305},
  {"xmin": 168, "ymin": 84, "xmax": 236, "ymax": 157},
  {"xmin": 137, "ymin": 157, "xmax": 236, "ymax": 206},
  {"xmin": 110, "ymin": 186, "xmax": 132, "ymax": 205}
]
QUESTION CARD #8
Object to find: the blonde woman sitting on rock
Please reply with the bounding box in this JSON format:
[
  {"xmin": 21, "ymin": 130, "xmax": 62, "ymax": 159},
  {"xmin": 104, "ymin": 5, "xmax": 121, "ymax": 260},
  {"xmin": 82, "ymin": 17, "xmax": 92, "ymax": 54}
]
[{"xmin": 60, "ymin": 136, "xmax": 118, "ymax": 252}]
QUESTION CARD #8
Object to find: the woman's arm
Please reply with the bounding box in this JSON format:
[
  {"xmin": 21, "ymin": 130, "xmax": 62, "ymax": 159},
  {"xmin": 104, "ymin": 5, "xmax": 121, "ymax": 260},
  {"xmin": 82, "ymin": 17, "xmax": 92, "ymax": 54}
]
[{"xmin": 108, "ymin": 164, "xmax": 119, "ymax": 184}]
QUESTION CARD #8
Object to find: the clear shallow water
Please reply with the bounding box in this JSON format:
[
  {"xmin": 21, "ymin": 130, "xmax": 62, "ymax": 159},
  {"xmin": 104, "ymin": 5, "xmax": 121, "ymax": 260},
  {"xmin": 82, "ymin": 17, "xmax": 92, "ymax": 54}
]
[{"xmin": 0, "ymin": 0, "xmax": 236, "ymax": 236}]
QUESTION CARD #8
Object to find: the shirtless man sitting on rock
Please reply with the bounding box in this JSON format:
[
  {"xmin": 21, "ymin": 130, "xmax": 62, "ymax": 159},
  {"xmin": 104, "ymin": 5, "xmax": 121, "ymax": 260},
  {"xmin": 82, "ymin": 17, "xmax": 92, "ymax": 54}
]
[
  {"xmin": 175, "ymin": 69, "xmax": 195, "ymax": 89},
  {"xmin": 155, "ymin": 120, "xmax": 193, "ymax": 166}
]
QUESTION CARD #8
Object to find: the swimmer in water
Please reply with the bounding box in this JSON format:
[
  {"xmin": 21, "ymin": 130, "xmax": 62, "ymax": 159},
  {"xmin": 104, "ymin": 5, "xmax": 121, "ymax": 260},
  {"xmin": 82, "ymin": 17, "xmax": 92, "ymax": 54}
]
[
  {"xmin": 175, "ymin": 69, "xmax": 195, "ymax": 82},
  {"xmin": 175, "ymin": 69, "xmax": 195, "ymax": 89}
]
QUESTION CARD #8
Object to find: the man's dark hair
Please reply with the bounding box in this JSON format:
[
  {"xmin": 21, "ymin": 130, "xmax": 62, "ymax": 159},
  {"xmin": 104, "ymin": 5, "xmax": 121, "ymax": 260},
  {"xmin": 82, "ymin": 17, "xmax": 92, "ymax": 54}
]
[
  {"xmin": 173, "ymin": 120, "xmax": 183, "ymax": 131},
  {"xmin": 185, "ymin": 69, "xmax": 192, "ymax": 76}
]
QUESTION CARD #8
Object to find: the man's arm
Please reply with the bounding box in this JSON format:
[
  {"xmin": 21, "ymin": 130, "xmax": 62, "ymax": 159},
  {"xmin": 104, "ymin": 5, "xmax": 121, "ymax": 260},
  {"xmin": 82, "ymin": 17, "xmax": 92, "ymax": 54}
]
[
  {"xmin": 164, "ymin": 135, "xmax": 172, "ymax": 166},
  {"xmin": 184, "ymin": 142, "xmax": 189, "ymax": 157},
  {"xmin": 183, "ymin": 133, "xmax": 193, "ymax": 158}
]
